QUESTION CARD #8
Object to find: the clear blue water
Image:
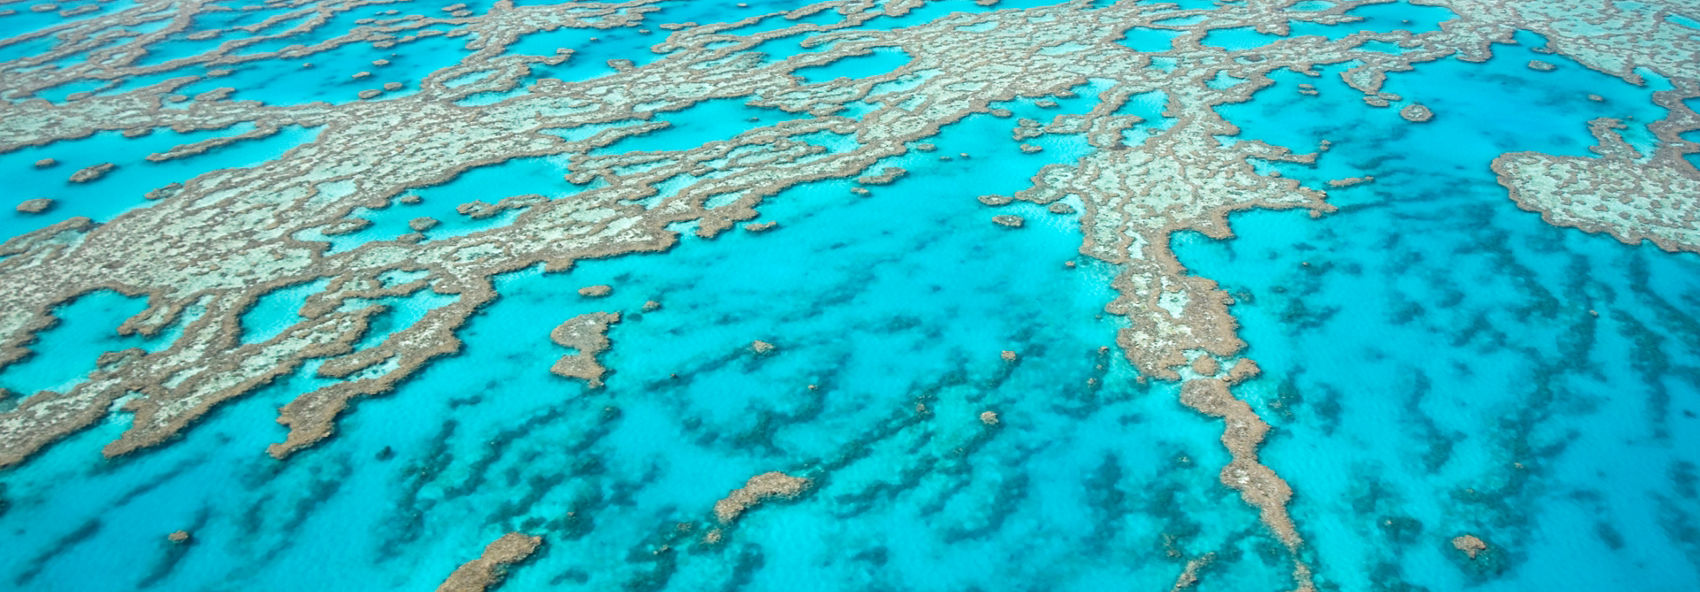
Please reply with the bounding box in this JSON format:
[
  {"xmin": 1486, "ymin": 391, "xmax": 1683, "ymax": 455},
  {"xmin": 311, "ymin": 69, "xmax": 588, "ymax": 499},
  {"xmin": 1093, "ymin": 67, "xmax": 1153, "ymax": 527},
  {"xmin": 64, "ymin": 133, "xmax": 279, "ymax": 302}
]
[
  {"xmin": 0, "ymin": 103, "xmax": 1296, "ymax": 592},
  {"xmin": 1202, "ymin": 1, "xmax": 1457, "ymax": 49},
  {"xmin": 2, "ymin": 1, "xmax": 1698, "ymax": 591},
  {"xmin": 1289, "ymin": 1, "xmax": 1458, "ymax": 38},
  {"xmin": 1, "ymin": 125, "xmax": 319, "ymax": 238},
  {"xmin": 1202, "ymin": 26, "xmax": 1288, "ymax": 51},
  {"xmin": 1121, "ymin": 25, "xmax": 1185, "ymax": 52},
  {"xmin": 0, "ymin": 290, "xmax": 167, "ymax": 400},
  {"xmin": 1200, "ymin": 27, "xmax": 1700, "ymax": 592},
  {"xmin": 240, "ymin": 278, "xmax": 333, "ymax": 345}
]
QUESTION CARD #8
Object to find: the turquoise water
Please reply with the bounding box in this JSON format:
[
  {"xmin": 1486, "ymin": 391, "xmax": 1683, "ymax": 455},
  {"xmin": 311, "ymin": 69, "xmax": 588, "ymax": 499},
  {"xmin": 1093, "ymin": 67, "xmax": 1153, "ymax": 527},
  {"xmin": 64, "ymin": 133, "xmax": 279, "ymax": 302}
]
[
  {"xmin": 1199, "ymin": 27, "xmax": 1700, "ymax": 591},
  {"xmin": 1202, "ymin": 1, "xmax": 1457, "ymax": 49},
  {"xmin": 2, "ymin": 1, "xmax": 1699, "ymax": 591},
  {"xmin": 240, "ymin": 278, "xmax": 333, "ymax": 345},
  {"xmin": 1201, "ymin": 27, "xmax": 1288, "ymax": 51},
  {"xmin": 0, "ymin": 290, "xmax": 168, "ymax": 400},
  {"xmin": 1289, "ymin": 1, "xmax": 1457, "ymax": 38},
  {"xmin": 0, "ymin": 105, "xmax": 1294, "ymax": 591},
  {"xmin": 1, "ymin": 125, "xmax": 318, "ymax": 237}
]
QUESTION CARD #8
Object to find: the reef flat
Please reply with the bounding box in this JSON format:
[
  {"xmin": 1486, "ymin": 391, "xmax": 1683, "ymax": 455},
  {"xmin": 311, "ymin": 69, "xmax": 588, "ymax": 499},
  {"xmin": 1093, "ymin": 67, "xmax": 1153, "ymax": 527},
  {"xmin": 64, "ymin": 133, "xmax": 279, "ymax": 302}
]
[{"xmin": 0, "ymin": 0, "xmax": 1697, "ymax": 590}]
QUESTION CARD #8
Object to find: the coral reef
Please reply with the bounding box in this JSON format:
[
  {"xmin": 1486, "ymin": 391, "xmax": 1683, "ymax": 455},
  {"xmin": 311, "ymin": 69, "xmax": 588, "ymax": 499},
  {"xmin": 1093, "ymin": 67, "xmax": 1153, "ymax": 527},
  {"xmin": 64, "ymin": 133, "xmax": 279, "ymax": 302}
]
[
  {"xmin": 713, "ymin": 471, "xmax": 809, "ymax": 523},
  {"xmin": 1179, "ymin": 377, "xmax": 1301, "ymax": 550},
  {"xmin": 1169, "ymin": 553, "xmax": 1215, "ymax": 592},
  {"xmin": 1452, "ymin": 534, "xmax": 1488, "ymax": 559},
  {"xmin": 1399, "ymin": 103, "xmax": 1434, "ymax": 122},
  {"xmin": 15, "ymin": 198, "xmax": 53, "ymax": 214},
  {"xmin": 436, "ymin": 532, "xmax": 542, "ymax": 592},
  {"xmin": 1496, "ymin": 118, "xmax": 1700, "ymax": 253},
  {"xmin": 67, "ymin": 162, "xmax": 114, "ymax": 183},
  {"xmin": 548, "ymin": 312, "xmax": 620, "ymax": 388}
]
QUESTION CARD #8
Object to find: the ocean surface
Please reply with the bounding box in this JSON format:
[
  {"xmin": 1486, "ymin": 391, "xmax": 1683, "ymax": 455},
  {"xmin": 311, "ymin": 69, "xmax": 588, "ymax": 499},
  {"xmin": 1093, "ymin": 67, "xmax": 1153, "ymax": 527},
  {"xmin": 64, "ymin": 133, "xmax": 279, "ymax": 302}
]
[{"xmin": 1, "ymin": 0, "xmax": 1697, "ymax": 590}]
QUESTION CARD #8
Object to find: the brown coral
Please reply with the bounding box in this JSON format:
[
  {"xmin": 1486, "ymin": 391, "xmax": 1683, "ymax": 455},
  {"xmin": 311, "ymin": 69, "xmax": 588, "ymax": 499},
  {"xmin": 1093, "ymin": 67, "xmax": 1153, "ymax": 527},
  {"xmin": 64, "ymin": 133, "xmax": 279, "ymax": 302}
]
[
  {"xmin": 713, "ymin": 471, "xmax": 809, "ymax": 523},
  {"xmin": 1452, "ymin": 534, "xmax": 1488, "ymax": 559},
  {"xmin": 437, "ymin": 532, "xmax": 542, "ymax": 592}
]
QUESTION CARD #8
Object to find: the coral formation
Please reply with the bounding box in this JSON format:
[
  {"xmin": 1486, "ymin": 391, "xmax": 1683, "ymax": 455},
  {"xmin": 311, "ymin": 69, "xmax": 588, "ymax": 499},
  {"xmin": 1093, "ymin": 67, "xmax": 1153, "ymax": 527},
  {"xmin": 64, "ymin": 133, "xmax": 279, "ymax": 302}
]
[
  {"xmin": 1452, "ymin": 534, "xmax": 1488, "ymax": 559},
  {"xmin": 15, "ymin": 198, "xmax": 53, "ymax": 214},
  {"xmin": 67, "ymin": 162, "xmax": 114, "ymax": 183},
  {"xmin": 548, "ymin": 312, "xmax": 621, "ymax": 388},
  {"xmin": 1496, "ymin": 118, "xmax": 1700, "ymax": 253},
  {"xmin": 436, "ymin": 532, "xmax": 542, "ymax": 592},
  {"xmin": 1179, "ymin": 377, "xmax": 1302, "ymax": 553},
  {"xmin": 1169, "ymin": 553, "xmax": 1215, "ymax": 592},
  {"xmin": 714, "ymin": 471, "xmax": 809, "ymax": 524}
]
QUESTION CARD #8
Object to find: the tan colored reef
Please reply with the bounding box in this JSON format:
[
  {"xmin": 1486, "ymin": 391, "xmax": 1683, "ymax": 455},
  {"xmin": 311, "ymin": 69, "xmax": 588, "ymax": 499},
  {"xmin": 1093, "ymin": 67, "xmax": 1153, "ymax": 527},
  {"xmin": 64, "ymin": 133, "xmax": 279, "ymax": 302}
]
[
  {"xmin": 67, "ymin": 162, "xmax": 114, "ymax": 183},
  {"xmin": 1399, "ymin": 103, "xmax": 1434, "ymax": 122},
  {"xmin": 15, "ymin": 198, "xmax": 53, "ymax": 214},
  {"xmin": 436, "ymin": 532, "xmax": 542, "ymax": 592},
  {"xmin": 714, "ymin": 471, "xmax": 809, "ymax": 523},
  {"xmin": 1169, "ymin": 552, "xmax": 1215, "ymax": 592},
  {"xmin": 1225, "ymin": 359, "xmax": 1262, "ymax": 385},
  {"xmin": 548, "ymin": 312, "xmax": 620, "ymax": 388},
  {"xmin": 1180, "ymin": 377, "xmax": 1301, "ymax": 549},
  {"xmin": 1452, "ymin": 533, "xmax": 1489, "ymax": 559},
  {"xmin": 1496, "ymin": 118, "xmax": 1700, "ymax": 253},
  {"xmin": 1189, "ymin": 355, "xmax": 1220, "ymax": 377},
  {"xmin": 409, "ymin": 217, "xmax": 440, "ymax": 232}
]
